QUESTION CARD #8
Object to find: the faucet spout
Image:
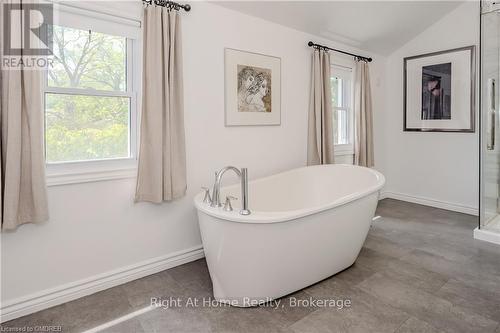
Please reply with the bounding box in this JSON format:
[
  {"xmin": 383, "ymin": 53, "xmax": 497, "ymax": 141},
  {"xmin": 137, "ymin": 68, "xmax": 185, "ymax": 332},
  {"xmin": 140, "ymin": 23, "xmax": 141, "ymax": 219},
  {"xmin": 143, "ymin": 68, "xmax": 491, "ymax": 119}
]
[
  {"xmin": 211, "ymin": 166, "xmax": 240, "ymax": 207},
  {"xmin": 210, "ymin": 166, "xmax": 251, "ymax": 215}
]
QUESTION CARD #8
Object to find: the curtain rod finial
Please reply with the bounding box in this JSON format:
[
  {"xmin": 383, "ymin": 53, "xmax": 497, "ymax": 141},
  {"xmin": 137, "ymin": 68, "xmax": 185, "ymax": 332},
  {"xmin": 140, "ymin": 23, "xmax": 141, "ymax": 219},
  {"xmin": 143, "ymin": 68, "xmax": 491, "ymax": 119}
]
[
  {"xmin": 184, "ymin": 4, "xmax": 191, "ymax": 11},
  {"xmin": 308, "ymin": 41, "xmax": 314, "ymax": 47}
]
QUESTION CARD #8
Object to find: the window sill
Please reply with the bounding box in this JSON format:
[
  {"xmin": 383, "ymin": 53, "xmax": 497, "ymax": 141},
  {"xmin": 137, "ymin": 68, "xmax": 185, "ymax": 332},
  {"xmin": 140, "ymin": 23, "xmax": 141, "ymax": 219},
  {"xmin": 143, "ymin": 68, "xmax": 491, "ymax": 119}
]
[
  {"xmin": 46, "ymin": 159, "xmax": 137, "ymax": 186},
  {"xmin": 334, "ymin": 144, "xmax": 354, "ymax": 156},
  {"xmin": 334, "ymin": 151, "xmax": 354, "ymax": 156},
  {"xmin": 47, "ymin": 168, "xmax": 137, "ymax": 186}
]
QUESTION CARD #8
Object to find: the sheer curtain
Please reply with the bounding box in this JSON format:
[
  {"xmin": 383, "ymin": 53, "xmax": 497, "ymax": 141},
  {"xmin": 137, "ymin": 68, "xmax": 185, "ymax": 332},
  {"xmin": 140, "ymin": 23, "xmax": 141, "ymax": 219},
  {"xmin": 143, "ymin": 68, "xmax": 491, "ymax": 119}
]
[
  {"xmin": 1, "ymin": 0, "xmax": 49, "ymax": 231},
  {"xmin": 307, "ymin": 49, "xmax": 334, "ymax": 165},
  {"xmin": 135, "ymin": 6, "xmax": 187, "ymax": 203},
  {"xmin": 354, "ymin": 60, "xmax": 374, "ymax": 167}
]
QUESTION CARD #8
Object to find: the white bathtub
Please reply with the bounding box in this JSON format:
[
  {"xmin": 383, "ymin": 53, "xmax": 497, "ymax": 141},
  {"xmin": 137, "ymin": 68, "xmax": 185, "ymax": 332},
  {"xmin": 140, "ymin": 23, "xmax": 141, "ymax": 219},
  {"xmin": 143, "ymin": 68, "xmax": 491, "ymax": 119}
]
[{"xmin": 194, "ymin": 164, "xmax": 385, "ymax": 306}]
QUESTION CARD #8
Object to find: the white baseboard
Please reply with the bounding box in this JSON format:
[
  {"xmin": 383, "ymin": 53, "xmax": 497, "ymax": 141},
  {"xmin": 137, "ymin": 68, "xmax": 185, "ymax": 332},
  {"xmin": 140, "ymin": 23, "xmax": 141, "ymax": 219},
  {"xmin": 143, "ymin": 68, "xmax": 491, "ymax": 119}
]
[
  {"xmin": 0, "ymin": 245, "xmax": 205, "ymax": 323},
  {"xmin": 380, "ymin": 191, "xmax": 478, "ymax": 216},
  {"xmin": 474, "ymin": 227, "xmax": 500, "ymax": 245}
]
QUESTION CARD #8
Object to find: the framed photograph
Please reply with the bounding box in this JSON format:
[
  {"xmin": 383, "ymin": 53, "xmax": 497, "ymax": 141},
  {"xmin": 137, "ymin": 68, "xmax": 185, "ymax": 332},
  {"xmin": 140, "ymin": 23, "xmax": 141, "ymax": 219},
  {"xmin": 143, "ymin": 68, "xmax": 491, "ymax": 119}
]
[
  {"xmin": 225, "ymin": 48, "xmax": 281, "ymax": 126},
  {"xmin": 403, "ymin": 46, "xmax": 475, "ymax": 132}
]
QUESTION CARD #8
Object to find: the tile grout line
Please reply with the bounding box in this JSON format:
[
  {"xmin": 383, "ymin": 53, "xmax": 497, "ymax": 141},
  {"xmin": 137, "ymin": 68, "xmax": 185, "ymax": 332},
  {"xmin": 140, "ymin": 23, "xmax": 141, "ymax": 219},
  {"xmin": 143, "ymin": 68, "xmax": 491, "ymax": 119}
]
[{"xmin": 392, "ymin": 316, "xmax": 411, "ymax": 333}]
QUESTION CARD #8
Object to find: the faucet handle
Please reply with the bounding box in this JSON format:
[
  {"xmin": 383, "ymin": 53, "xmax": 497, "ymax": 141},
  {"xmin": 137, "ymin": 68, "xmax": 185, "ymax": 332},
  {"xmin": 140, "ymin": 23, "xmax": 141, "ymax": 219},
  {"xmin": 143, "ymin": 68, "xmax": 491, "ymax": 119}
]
[
  {"xmin": 223, "ymin": 196, "xmax": 238, "ymax": 212},
  {"xmin": 201, "ymin": 187, "xmax": 212, "ymax": 204}
]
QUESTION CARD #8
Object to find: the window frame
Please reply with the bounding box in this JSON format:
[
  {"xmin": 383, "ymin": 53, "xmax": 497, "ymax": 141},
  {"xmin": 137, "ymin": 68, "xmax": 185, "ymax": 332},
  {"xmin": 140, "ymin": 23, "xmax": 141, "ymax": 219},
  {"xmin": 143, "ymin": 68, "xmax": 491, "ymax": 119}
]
[
  {"xmin": 330, "ymin": 63, "xmax": 354, "ymax": 156},
  {"xmin": 44, "ymin": 13, "xmax": 140, "ymax": 186}
]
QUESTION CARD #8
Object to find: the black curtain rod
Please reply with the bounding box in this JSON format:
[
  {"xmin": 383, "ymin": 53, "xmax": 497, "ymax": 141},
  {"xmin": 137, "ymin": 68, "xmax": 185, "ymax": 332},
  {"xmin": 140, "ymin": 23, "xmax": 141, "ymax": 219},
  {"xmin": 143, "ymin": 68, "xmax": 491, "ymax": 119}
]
[
  {"xmin": 308, "ymin": 41, "xmax": 372, "ymax": 62},
  {"xmin": 143, "ymin": 0, "xmax": 191, "ymax": 12}
]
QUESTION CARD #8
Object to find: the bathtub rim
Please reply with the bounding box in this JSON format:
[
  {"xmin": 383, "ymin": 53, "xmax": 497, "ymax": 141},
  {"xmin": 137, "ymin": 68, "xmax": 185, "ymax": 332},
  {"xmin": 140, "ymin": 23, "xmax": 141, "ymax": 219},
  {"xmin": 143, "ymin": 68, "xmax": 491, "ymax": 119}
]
[{"xmin": 194, "ymin": 164, "xmax": 385, "ymax": 224}]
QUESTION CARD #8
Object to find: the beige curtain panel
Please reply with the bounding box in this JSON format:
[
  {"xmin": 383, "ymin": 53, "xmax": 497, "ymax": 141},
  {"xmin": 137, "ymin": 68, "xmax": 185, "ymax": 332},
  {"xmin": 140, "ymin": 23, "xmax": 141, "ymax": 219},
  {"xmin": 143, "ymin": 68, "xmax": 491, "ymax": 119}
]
[
  {"xmin": 307, "ymin": 49, "xmax": 334, "ymax": 165},
  {"xmin": 135, "ymin": 7, "xmax": 187, "ymax": 203},
  {"xmin": 1, "ymin": 0, "xmax": 49, "ymax": 231},
  {"xmin": 354, "ymin": 60, "xmax": 374, "ymax": 167}
]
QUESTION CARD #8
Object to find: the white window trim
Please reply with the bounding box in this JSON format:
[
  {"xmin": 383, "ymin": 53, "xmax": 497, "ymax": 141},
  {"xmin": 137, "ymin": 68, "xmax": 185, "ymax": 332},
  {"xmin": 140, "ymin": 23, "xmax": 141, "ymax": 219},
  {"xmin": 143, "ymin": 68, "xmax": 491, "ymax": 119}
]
[
  {"xmin": 46, "ymin": 160, "xmax": 138, "ymax": 186},
  {"xmin": 45, "ymin": 9, "xmax": 141, "ymax": 186},
  {"xmin": 331, "ymin": 63, "xmax": 355, "ymax": 156}
]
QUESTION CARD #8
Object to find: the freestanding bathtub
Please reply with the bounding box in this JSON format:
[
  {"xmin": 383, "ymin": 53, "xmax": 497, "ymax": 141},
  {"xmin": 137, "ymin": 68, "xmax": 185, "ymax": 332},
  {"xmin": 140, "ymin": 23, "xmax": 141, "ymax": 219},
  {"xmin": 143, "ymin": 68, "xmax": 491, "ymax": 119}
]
[{"xmin": 194, "ymin": 164, "xmax": 385, "ymax": 306}]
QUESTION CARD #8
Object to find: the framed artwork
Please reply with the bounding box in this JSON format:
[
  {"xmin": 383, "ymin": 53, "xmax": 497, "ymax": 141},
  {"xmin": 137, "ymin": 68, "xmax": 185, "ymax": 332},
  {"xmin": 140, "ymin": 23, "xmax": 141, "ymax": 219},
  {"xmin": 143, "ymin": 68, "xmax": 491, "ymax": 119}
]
[
  {"xmin": 403, "ymin": 46, "xmax": 475, "ymax": 132},
  {"xmin": 224, "ymin": 48, "xmax": 281, "ymax": 126}
]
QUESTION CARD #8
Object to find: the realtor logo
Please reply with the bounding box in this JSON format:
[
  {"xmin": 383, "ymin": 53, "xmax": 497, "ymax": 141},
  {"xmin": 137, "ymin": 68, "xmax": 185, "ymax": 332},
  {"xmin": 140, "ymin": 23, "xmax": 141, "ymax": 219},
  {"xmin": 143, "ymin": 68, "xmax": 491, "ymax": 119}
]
[{"xmin": 3, "ymin": 3, "xmax": 53, "ymax": 56}]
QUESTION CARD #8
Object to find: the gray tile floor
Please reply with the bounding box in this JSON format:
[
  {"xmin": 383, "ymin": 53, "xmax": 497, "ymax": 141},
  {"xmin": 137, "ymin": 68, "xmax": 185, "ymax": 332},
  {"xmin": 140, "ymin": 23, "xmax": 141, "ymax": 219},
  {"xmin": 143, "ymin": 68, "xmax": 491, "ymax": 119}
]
[{"xmin": 2, "ymin": 199, "xmax": 500, "ymax": 333}]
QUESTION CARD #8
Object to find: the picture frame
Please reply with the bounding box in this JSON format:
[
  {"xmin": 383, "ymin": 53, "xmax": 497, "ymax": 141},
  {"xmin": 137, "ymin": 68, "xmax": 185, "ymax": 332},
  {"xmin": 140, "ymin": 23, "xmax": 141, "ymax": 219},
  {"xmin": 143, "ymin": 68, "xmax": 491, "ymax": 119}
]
[
  {"xmin": 224, "ymin": 48, "xmax": 281, "ymax": 126},
  {"xmin": 403, "ymin": 46, "xmax": 476, "ymax": 132}
]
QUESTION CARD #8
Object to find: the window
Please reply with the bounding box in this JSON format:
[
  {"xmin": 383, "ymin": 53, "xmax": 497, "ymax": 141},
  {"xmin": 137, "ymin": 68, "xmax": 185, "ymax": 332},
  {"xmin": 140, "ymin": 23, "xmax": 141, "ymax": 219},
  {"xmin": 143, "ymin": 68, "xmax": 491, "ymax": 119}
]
[
  {"xmin": 41, "ymin": 5, "xmax": 141, "ymax": 185},
  {"xmin": 44, "ymin": 25, "xmax": 135, "ymax": 164},
  {"xmin": 331, "ymin": 65, "xmax": 354, "ymax": 154}
]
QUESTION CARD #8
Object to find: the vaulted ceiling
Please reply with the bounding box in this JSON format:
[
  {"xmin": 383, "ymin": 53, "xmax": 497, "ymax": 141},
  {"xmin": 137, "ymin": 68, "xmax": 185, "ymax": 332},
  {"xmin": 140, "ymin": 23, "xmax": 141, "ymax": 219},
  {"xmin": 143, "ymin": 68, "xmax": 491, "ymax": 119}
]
[{"xmin": 213, "ymin": 1, "xmax": 464, "ymax": 55}]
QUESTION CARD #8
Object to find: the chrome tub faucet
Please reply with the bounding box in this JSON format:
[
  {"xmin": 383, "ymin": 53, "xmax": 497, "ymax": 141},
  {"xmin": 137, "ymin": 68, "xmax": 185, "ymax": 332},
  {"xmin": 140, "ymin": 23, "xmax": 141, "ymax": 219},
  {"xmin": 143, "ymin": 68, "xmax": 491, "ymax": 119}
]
[{"xmin": 210, "ymin": 166, "xmax": 251, "ymax": 216}]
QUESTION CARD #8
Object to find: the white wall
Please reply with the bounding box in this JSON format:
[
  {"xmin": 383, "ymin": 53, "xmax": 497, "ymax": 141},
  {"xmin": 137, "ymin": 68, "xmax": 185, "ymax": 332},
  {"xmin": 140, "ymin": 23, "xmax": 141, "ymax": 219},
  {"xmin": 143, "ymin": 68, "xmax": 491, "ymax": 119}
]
[
  {"xmin": 379, "ymin": 1, "xmax": 480, "ymax": 214},
  {"xmin": 0, "ymin": 1, "xmax": 386, "ymax": 319}
]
